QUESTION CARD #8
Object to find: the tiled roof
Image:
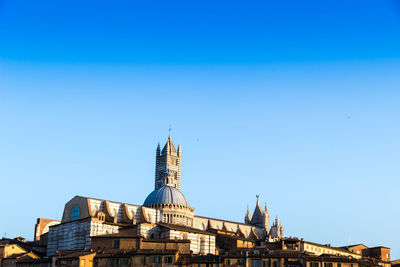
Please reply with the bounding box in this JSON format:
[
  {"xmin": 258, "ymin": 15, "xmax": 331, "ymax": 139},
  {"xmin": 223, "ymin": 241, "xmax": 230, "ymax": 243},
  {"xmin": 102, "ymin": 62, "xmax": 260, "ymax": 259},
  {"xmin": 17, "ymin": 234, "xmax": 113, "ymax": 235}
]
[
  {"xmin": 158, "ymin": 222, "xmax": 215, "ymax": 235},
  {"xmin": 196, "ymin": 215, "xmax": 256, "ymax": 227},
  {"xmin": 17, "ymin": 258, "xmax": 52, "ymax": 263},
  {"xmin": 55, "ymin": 250, "xmax": 95, "ymax": 258},
  {"xmin": 95, "ymin": 249, "xmax": 178, "ymax": 257}
]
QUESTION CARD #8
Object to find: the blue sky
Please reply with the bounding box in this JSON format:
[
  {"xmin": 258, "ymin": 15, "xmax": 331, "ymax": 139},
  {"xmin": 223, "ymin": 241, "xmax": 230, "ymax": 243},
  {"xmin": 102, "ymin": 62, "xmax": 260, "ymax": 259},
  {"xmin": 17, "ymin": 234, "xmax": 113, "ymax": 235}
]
[{"xmin": 1, "ymin": 0, "xmax": 400, "ymax": 259}]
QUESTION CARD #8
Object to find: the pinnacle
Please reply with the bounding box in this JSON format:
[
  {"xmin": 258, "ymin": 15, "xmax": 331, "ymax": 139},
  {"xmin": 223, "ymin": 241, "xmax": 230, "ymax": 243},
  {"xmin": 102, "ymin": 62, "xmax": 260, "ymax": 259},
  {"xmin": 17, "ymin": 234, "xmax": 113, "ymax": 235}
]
[{"xmin": 162, "ymin": 135, "xmax": 177, "ymax": 154}]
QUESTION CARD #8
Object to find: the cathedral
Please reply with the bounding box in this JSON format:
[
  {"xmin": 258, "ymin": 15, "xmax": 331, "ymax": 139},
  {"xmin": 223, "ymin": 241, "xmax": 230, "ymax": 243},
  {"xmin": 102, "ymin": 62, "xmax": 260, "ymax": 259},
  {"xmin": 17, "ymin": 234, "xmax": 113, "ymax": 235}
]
[{"xmin": 44, "ymin": 135, "xmax": 284, "ymax": 256}]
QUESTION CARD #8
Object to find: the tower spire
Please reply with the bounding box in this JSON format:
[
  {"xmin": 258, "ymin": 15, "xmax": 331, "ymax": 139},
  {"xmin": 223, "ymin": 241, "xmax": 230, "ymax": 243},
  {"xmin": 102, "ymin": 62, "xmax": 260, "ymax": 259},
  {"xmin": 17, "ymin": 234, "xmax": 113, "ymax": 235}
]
[
  {"xmin": 245, "ymin": 204, "xmax": 252, "ymax": 224},
  {"xmin": 250, "ymin": 195, "xmax": 264, "ymax": 228},
  {"xmin": 264, "ymin": 201, "xmax": 270, "ymax": 233}
]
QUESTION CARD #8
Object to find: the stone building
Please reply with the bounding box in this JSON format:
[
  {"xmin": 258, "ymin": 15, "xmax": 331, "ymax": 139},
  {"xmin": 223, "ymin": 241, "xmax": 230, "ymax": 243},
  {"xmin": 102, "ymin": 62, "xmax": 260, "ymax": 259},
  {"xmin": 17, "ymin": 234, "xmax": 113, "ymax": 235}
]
[
  {"xmin": 46, "ymin": 135, "xmax": 284, "ymax": 256},
  {"xmin": 0, "ymin": 243, "xmax": 39, "ymax": 267}
]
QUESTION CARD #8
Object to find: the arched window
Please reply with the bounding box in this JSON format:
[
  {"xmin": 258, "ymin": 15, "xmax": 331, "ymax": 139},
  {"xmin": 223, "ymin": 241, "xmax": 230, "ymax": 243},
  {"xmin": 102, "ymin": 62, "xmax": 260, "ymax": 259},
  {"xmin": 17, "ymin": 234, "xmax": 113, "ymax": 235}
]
[{"xmin": 71, "ymin": 205, "xmax": 80, "ymax": 221}]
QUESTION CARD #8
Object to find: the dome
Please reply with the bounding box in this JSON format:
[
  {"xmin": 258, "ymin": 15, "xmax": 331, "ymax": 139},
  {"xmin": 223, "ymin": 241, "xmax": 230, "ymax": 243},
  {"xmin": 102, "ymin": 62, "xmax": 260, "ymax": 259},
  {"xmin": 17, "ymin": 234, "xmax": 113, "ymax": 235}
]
[{"xmin": 143, "ymin": 185, "xmax": 190, "ymax": 208}]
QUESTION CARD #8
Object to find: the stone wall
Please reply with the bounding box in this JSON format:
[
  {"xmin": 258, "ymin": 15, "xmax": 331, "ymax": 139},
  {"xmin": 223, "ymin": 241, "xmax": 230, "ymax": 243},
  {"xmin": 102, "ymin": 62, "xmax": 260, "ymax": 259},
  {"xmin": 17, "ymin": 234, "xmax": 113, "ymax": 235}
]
[{"xmin": 47, "ymin": 220, "xmax": 120, "ymax": 256}]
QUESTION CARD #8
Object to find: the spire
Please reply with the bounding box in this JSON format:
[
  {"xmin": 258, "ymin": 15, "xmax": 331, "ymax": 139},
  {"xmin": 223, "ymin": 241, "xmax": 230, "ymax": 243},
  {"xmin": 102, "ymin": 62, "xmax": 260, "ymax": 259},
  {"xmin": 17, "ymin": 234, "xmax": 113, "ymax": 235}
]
[
  {"xmin": 156, "ymin": 143, "xmax": 161, "ymax": 154},
  {"xmin": 254, "ymin": 196, "xmax": 263, "ymax": 216},
  {"xmin": 162, "ymin": 134, "xmax": 176, "ymax": 155},
  {"xmin": 264, "ymin": 201, "xmax": 270, "ymax": 233},
  {"xmin": 250, "ymin": 195, "xmax": 264, "ymax": 227},
  {"xmin": 245, "ymin": 204, "xmax": 252, "ymax": 224},
  {"xmin": 177, "ymin": 144, "xmax": 181, "ymax": 156}
]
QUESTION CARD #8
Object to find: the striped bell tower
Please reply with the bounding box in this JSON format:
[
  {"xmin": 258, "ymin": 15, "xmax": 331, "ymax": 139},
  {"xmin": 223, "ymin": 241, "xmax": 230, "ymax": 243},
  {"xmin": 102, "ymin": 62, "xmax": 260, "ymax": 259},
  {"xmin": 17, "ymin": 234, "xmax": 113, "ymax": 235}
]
[{"xmin": 154, "ymin": 135, "xmax": 182, "ymax": 190}]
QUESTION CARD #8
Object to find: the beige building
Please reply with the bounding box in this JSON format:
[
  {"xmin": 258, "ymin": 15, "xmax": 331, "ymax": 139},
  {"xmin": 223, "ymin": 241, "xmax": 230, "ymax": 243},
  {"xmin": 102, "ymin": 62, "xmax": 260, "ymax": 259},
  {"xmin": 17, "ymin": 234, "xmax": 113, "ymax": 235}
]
[
  {"xmin": 302, "ymin": 241, "xmax": 361, "ymax": 259},
  {"xmin": 0, "ymin": 244, "xmax": 27, "ymax": 260},
  {"xmin": 0, "ymin": 244, "xmax": 38, "ymax": 267}
]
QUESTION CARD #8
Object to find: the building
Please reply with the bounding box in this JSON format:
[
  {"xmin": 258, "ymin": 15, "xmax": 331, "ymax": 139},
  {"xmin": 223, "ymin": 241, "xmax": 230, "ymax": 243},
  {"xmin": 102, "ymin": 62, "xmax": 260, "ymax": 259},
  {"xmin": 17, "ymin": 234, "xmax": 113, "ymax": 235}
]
[
  {"xmin": 45, "ymin": 135, "xmax": 284, "ymax": 256},
  {"xmin": 0, "ymin": 252, "xmax": 39, "ymax": 267},
  {"xmin": 34, "ymin": 219, "xmax": 61, "ymax": 246},
  {"xmin": 339, "ymin": 245, "xmax": 391, "ymax": 266},
  {"xmin": 0, "ymin": 238, "xmax": 48, "ymax": 267},
  {"xmin": 265, "ymin": 238, "xmax": 362, "ymax": 259},
  {"xmin": 223, "ymin": 248, "xmax": 365, "ymax": 267},
  {"xmin": 0, "ymin": 243, "xmax": 39, "ymax": 267},
  {"xmin": 391, "ymin": 260, "xmax": 400, "ymax": 267},
  {"xmin": 53, "ymin": 250, "xmax": 96, "ymax": 267},
  {"xmin": 0, "ymin": 135, "xmax": 391, "ymax": 267}
]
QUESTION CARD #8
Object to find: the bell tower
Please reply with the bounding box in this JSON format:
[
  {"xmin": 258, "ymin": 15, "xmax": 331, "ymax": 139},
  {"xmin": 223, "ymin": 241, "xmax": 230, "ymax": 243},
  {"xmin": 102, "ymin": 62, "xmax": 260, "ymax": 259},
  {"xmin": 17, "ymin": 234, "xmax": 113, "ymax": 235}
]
[{"xmin": 155, "ymin": 135, "xmax": 182, "ymax": 190}]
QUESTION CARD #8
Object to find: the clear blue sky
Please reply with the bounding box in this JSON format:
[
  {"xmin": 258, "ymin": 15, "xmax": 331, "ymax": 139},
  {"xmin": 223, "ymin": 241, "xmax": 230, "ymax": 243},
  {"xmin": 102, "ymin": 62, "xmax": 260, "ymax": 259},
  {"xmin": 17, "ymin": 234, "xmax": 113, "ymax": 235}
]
[{"xmin": 1, "ymin": 0, "xmax": 400, "ymax": 259}]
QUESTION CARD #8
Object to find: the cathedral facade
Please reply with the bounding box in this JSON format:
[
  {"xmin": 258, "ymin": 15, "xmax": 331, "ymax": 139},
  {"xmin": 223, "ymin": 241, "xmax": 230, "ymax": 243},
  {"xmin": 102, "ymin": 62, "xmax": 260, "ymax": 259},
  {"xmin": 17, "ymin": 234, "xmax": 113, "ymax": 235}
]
[{"xmin": 46, "ymin": 136, "xmax": 284, "ymax": 256}]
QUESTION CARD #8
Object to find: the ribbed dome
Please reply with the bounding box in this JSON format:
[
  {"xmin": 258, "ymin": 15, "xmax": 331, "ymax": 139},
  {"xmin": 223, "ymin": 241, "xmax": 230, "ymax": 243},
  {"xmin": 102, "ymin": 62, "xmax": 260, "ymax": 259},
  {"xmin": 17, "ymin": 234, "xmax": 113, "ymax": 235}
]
[{"xmin": 143, "ymin": 185, "xmax": 190, "ymax": 207}]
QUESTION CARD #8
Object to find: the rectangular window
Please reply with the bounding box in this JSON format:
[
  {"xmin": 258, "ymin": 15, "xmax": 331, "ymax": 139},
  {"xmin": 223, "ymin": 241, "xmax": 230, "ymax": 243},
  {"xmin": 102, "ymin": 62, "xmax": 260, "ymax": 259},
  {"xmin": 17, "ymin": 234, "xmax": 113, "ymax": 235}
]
[
  {"xmin": 154, "ymin": 256, "xmax": 161, "ymax": 263},
  {"xmin": 337, "ymin": 264, "xmax": 342, "ymax": 267},
  {"xmin": 72, "ymin": 260, "xmax": 78, "ymax": 266},
  {"xmin": 274, "ymin": 261, "xmax": 280, "ymax": 267},
  {"xmin": 121, "ymin": 259, "xmax": 129, "ymax": 265},
  {"xmin": 112, "ymin": 259, "xmax": 119, "ymax": 265},
  {"xmin": 106, "ymin": 259, "xmax": 111, "ymax": 266},
  {"xmin": 226, "ymin": 260, "xmax": 231, "ymax": 265},
  {"xmin": 61, "ymin": 260, "xmax": 67, "ymax": 265},
  {"xmin": 251, "ymin": 259, "xmax": 262, "ymax": 267},
  {"xmin": 164, "ymin": 257, "xmax": 173, "ymax": 263},
  {"xmin": 113, "ymin": 240, "xmax": 120, "ymax": 249},
  {"xmin": 264, "ymin": 261, "xmax": 270, "ymax": 267}
]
